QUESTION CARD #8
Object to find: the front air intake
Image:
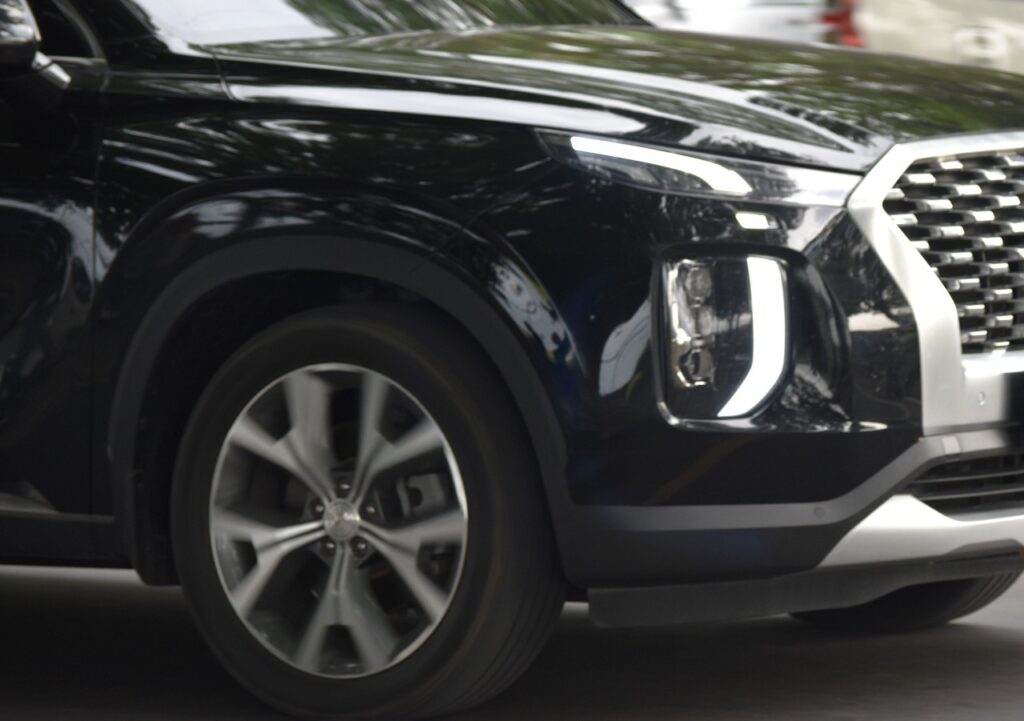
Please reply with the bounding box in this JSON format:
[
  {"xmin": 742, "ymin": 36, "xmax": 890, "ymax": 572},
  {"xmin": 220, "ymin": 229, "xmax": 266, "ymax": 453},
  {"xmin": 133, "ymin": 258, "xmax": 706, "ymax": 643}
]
[{"xmin": 909, "ymin": 451, "xmax": 1024, "ymax": 516}]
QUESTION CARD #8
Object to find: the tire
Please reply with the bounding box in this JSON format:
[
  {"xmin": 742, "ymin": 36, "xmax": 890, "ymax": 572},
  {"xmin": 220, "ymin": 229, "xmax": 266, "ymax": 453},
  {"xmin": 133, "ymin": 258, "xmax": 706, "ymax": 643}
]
[
  {"xmin": 792, "ymin": 573, "xmax": 1020, "ymax": 634},
  {"xmin": 171, "ymin": 305, "xmax": 566, "ymax": 720}
]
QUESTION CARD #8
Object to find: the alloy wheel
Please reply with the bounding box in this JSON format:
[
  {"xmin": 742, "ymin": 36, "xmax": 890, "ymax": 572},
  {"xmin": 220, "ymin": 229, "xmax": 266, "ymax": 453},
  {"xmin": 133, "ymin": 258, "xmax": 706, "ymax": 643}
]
[{"xmin": 208, "ymin": 364, "xmax": 468, "ymax": 678}]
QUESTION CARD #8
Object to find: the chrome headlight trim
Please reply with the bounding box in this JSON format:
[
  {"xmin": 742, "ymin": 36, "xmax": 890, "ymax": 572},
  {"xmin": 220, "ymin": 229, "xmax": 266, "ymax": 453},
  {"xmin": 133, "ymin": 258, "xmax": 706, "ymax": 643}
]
[{"xmin": 848, "ymin": 130, "xmax": 1024, "ymax": 435}]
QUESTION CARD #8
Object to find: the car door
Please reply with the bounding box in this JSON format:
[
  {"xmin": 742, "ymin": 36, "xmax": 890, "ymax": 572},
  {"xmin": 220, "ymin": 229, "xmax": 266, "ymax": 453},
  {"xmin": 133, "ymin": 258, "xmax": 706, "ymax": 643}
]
[{"xmin": 0, "ymin": 0, "xmax": 103, "ymax": 521}]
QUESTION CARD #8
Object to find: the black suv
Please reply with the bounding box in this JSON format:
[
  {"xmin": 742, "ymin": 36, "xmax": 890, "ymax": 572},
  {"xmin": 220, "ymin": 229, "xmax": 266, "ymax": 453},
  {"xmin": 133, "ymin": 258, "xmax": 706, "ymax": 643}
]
[{"xmin": 4, "ymin": 0, "xmax": 1024, "ymax": 718}]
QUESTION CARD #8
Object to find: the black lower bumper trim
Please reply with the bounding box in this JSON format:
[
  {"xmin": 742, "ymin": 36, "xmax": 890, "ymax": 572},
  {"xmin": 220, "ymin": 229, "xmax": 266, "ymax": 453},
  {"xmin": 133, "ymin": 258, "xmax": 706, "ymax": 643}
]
[
  {"xmin": 558, "ymin": 426, "xmax": 1024, "ymax": 587},
  {"xmin": 588, "ymin": 552, "xmax": 1024, "ymax": 628}
]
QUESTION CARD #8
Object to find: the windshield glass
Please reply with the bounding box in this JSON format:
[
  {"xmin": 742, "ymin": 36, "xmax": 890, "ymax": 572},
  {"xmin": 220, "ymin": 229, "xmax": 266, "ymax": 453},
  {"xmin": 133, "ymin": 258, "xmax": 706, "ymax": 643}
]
[{"xmin": 124, "ymin": 0, "xmax": 640, "ymax": 45}]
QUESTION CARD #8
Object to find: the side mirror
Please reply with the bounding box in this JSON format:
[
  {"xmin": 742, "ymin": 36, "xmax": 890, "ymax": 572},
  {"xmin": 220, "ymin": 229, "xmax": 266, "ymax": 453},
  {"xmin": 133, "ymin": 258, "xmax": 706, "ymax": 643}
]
[{"xmin": 0, "ymin": 0, "xmax": 39, "ymax": 75}]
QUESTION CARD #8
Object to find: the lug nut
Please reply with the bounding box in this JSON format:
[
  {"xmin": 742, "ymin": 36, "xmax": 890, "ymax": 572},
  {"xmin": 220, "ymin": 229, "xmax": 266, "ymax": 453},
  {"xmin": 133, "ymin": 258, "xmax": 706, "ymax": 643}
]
[
  {"xmin": 354, "ymin": 539, "xmax": 369, "ymax": 555},
  {"xmin": 322, "ymin": 540, "xmax": 337, "ymax": 554},
  {"xmin": 365, "ymin": 505, "xmax": 377, "ymax": 516},
  {"xmin": 312, "ymin": 502, "xmax": 325, "ymax": 515},
  {"xmin": 331, "ymin": 468, "xmax": 354, "ymax": 496}
]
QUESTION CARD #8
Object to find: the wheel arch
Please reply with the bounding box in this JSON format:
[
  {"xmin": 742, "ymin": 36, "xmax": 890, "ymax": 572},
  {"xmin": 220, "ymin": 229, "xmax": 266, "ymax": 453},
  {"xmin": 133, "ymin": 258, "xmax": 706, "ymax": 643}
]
[{"xmin": 106, "ymin": 235, "xmax": 569, "ymax": 584}]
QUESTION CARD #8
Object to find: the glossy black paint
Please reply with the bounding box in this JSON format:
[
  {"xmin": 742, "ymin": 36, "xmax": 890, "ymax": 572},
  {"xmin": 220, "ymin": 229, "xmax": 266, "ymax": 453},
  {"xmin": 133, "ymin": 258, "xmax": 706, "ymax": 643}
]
[
  {"xmin": 460, "ymin": 169, "xmax": 916, "ymax": 503},
  {"xmin": 215, "ymin": 26, "xmax": 1024, "ymax": 172},
  {"xmin": 3, "ymin": 1, "xmax": 1023, "ymax": 585},
  {"xmin": 0, "ymin": 56, "xmax": 102, "ymax": 517}
]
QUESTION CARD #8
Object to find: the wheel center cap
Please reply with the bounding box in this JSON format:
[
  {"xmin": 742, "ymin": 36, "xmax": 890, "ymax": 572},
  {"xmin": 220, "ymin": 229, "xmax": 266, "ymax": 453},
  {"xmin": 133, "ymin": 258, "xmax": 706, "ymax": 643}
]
[{"xmin": 323, "ymin": 500, "xmax": 361, "ymax": 542}]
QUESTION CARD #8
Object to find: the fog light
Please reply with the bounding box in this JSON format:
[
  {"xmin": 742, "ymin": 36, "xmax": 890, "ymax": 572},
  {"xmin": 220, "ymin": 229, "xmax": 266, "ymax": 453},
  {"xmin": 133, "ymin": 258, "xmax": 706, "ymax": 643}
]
[{"xmin": 662, "ymin": 256, "xmax": 789, "ymax": 420}]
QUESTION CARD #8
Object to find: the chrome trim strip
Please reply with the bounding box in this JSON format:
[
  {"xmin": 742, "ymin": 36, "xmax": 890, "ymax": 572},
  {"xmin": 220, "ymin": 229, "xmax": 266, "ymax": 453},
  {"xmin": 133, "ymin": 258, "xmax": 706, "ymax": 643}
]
[
  {"xmin": 848, "ymin": 131, "xmax": 1024, "ymax": 434},
  {"xmin": 820, "ymin": 495, "xmax": 1024, "ymax": 567}
]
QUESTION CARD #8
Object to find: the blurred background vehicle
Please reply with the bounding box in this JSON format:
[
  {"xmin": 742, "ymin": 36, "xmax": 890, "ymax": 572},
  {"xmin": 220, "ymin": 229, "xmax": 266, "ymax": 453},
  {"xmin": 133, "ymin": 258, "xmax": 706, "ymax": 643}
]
[
  {"xmin": 621, "ymin": 0, "xmax": 828, "ymax": 43},
  {"xmin": 839, "ymin": 0, "xmax": 1024, "ymax": 72},
  {"xmin": 623, "ymin": 1, "xmax": 1024, "ymax": 75}
]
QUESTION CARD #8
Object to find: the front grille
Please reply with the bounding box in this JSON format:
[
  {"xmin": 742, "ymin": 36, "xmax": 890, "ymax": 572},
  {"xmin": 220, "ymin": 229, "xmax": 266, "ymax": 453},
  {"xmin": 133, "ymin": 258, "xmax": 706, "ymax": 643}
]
[
  {"xmin": 909, "ymin": 452, "xmax": 1024, "ymax": 516},
  {"xmin": 884, "ymin": 150, "xmax": 1024, "ymax": 354}
]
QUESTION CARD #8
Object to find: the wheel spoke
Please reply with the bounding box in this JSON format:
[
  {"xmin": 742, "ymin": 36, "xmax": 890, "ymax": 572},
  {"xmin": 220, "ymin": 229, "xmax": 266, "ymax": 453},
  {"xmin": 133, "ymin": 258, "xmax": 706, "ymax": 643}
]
[
  {"xmin": 359, "ymin": 419, "xmax": 445, "ymax": 501},
  {"xmin": 212, "ymin": 507, "xmax": 275, "ymax": 543},
  {"xmin": 366, "ymin": 509, "xmax": 466, "ymax": 551},
  {"xmin": 283, "ymin": 371, "xmax": 333, "ymax": 444},
  {"xmin": 352, "ymin": 372, "xmax": 389, "ymax": 501},
  {"xmin": 227, "ymin": 414, "xmax": 332, "ymax": 500},
  {"xmin": 282, "ymin": 370, "xmax": 336, "ymax": 477},
  {"xmin": 293, "ymin": 552, "xmax": 344, "ymax": 671},
  {"xmin": 362, "ymin": 526, "xmax": 449, "ymax": 622},
  {"xmin": 227, "ymin": 415, "xmax": 287, "ymax": 468},
  {"xmin": 213, "ymin": 509, "xmax": 324, "ymax": 550},
  {"xmin": 213, "ymin": 509, "xmax": 326, "ymax": 617},
  {"xmin": 338, "ymin": 552, "xmax": 400, "ymax": 673},
  {"xmin": 293, "ymin": 550, "xmax": 399, "ymax": 674},
  {"xmin": 293, "ymin": 616, "xmax": 330, "ymax": 672}
]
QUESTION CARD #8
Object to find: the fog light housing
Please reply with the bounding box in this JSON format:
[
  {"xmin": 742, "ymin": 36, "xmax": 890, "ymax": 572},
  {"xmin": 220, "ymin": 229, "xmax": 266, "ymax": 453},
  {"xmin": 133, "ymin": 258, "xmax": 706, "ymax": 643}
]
[{"xmin": 662, "ymin": 256, "xmax": 790, "ymax": 420}]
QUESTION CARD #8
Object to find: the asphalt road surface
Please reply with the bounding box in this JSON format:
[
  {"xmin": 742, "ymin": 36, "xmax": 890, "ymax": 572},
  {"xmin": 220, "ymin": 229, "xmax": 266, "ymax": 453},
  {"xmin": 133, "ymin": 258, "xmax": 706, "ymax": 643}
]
[{"xmin": 2, "ymin": 565, "xmax": 1024, "ymax": 720}]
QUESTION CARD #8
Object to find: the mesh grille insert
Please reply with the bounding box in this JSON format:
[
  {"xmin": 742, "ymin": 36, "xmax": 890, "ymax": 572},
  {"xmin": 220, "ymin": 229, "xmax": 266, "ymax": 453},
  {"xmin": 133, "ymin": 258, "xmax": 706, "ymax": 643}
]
[
  {"xmin": 884, "ymin": 151, "xmax": 1024, "ymax": 354},
  {"xmin": 908, "ymin": 451, "xmax": 1024, "ymax": 516}
]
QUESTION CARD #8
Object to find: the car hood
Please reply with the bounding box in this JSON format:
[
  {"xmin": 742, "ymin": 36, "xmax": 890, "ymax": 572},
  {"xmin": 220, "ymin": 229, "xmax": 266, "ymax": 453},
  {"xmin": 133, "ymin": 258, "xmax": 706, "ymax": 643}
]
[{"xmin": 212, "ymin": 26, "xmax": 1024, "ymax": 173}]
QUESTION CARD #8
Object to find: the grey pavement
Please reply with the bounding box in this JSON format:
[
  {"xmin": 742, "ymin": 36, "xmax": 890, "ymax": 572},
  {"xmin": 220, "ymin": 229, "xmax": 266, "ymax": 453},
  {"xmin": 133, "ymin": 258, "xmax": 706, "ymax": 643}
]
[{"xmin": 1, "ymin": 565, "xmax": 1023, "ymax": 720}]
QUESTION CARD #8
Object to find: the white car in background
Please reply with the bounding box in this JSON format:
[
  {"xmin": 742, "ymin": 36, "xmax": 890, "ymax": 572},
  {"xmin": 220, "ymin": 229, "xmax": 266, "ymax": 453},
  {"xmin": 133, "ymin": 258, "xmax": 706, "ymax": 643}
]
[
  {"xmin": 622, "ymin": 0, "xmax": 828, "ymax": 43},
  {"xmin": 854, "ymin": 0, "xmax": 1024, "ymax": 72}
]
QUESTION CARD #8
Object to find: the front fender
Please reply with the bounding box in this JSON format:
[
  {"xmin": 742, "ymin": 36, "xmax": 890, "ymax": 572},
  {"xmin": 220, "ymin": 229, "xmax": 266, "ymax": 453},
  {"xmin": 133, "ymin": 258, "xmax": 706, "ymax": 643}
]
[{"xmin": 99, "ymin": 215, "xmax": 573, "ymax": 579}]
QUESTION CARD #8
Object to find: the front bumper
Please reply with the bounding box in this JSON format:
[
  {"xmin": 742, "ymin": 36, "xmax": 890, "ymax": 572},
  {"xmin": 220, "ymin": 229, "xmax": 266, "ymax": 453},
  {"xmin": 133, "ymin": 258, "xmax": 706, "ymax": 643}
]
[
  {"xmin": 467, "ymin": 128, "xmax": 1024, "ymax": 597},
  {"xmin": 585, "ymin": 425, "xmax": 1024, "ymax": 624},
  {"xmin": 566, "ymin": 425, "xmax": 1024, "ymax": 588},
  {"xmin": 568, "ymin": 132, "xmax": 1024, "ymax": 599}
]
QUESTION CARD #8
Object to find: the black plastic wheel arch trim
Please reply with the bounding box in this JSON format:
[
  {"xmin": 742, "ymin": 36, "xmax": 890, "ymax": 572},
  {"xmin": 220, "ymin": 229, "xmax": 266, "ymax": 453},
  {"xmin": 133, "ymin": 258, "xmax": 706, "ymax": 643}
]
[{"xmin": 107, "ymin": 235, "xmax": 569, "ymax": 583}]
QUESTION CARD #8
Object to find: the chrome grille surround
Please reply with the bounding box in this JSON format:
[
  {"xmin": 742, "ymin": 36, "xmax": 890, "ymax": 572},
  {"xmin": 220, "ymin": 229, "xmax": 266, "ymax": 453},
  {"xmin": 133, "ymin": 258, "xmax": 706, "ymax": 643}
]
[
  {"xmin": 848, "ymin": 131, "xmax": 1024, "ymax": 434},
  {"xmin": 883, "ymin": 150, "xmax": 1024, "ymax": 354}
]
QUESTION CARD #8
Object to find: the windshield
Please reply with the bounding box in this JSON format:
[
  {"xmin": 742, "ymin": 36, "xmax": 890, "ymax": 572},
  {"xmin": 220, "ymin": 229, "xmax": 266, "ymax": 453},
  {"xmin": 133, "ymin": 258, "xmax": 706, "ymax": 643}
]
[{"xmin": 123, "ymin": 0, "xmax": 640, "ymax": 45}]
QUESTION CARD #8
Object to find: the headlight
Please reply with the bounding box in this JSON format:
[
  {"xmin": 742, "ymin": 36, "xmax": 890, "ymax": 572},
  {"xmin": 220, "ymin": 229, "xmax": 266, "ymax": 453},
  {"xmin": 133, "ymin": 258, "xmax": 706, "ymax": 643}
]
[
  {"xmin": 539, "ymin": 132, "xmax": 859, "ymax": 208},
  {"xmin": 540, "ymin": 132, "xmax": 856, "ymax": 421},
  {"xmin": 663, "ymin": 256, "xmax": 790, "ymax": 420}
]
